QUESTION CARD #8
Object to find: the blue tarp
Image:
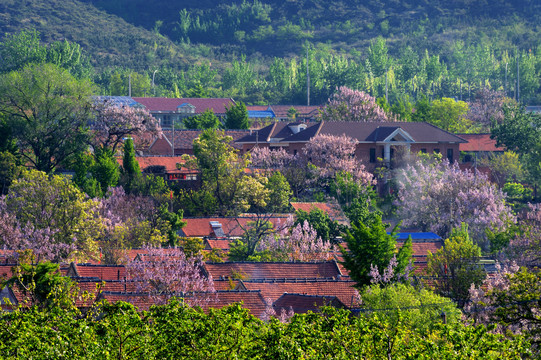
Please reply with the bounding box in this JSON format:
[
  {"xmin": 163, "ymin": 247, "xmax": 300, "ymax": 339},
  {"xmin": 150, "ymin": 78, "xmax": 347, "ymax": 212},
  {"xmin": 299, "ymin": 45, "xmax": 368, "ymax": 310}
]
[{"xmin": 388, "ymin": 232, "xmax": 442, "ymax": 240}]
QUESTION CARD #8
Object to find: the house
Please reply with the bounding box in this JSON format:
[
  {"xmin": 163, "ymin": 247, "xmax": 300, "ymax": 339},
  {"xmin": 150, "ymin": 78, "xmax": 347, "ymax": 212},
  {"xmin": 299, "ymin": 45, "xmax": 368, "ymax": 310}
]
[
  {"xmin": 147, "ymin": 129, "xmax": 251, "ymax": 156},
  {"xmin": 290, "ymin": 201, "xmax": 348, "ymax": 225},
  {"xmin": 116, "ymin": 155, "xmax": 199, "ymax": 182},
  {"xmin": 236, "ymin": 121, "xmax": 467, "ymax": 172},
  {"xmin": 132, "ymin": 97, "xmax": 236, "ymax": 129},
  {"xmin": 457, "ymin": 133, "xmax": 504, "ymax": 163},
  {"xmin": 238, "ymin": 278, "xmax": 358, "ymax": 307},
  {"xmin": 203, "ymin": 261, "xmax": 344, "ymax": 280},
  {"xmin": 180, "ymin": 216, "xmax": 289, "ymax": 239}
]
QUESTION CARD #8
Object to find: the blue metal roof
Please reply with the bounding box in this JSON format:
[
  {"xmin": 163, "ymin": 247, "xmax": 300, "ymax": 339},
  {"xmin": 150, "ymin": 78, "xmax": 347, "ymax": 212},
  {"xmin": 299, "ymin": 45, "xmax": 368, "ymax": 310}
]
[
  {"xmin": 388, "ymin": 232, "xmax": 442, "ymax": 240},
  {"xmin": 248, "ymin": 110, "xmax": 275, "ymax": 118}
]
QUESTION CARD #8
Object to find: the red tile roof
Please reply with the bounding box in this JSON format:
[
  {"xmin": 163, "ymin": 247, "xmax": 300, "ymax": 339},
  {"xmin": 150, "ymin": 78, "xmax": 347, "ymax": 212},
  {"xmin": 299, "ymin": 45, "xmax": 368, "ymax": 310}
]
[
  {"xmin": 240, "ymin": 278, "xmax": 358, "ymax": 307},
  {"xmin": 132, "ymin": 97, "xmax": 235, "ymax": 114},
  {"xmin": 68, "ymin": 263, "xmax": 126, "ymax": 281},
  {"xmin": 203, "ymin": 261, "xmax": 343, "ymax": 280},
  {"xmin": 204, "ymin": 239, "xmax": 233, "ymax": 251},
  {"xmin": 181, "ymin": 216, "xmax": 289, "ymax": 238},
  {"xmin": 457, "ymin": 133, "xmax": 505, "ymax": 152},
  {"xmin": 116, "ymin": 156, "xmax": 195, "ymax": 173},
  {"xmin": 291, "ymin": 202, "xmax": 347, "ymax": 223},
  {"xmin": 200, "ymin": 290, "xmax": 267, "ymax": 318}
]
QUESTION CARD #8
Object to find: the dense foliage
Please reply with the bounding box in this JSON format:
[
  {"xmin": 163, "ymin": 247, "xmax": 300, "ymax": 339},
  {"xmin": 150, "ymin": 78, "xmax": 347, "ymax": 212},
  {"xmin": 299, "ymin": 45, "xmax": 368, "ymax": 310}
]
[{"xmin": 0, "ymin": 300, "xmax": 532, "ymax": 359}]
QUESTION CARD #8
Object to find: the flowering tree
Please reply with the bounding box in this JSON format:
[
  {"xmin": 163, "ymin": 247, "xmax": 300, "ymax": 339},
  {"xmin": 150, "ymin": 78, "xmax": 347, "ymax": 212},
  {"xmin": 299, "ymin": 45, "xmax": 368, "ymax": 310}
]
[
  {"xmin": 465, "ymin": 262, "xmax": 541, "ymax": 345},
  {"xmin": 5, "ymin": 169, "xmax": 102, "ymax": 261},
  {"xmin": 467, "ymin": 88, "xmax": 506, "ymax": 129},
  {"xmin": 125, "ymin": 246, "xmax": 215, "ymax": 306},
  {"xmin": 258, "ymin": 216, "xmax": 333, "ymax": 262},
  {"xmin": 501, "ymin": 203, "xmax": 541, "ymax": 268},
  {"xmin": 98, "ymin": 187, "xmax": 176, "ymax": 264},
  {"xmin": 302, "ymin": 134, "xmax": 374, "ymax": 186},
  {"xmin": 395, "ymin": 159, "xmax": 515, "ymax": 242},
  {"xmin": 0, "ymin": 199, "xmax": 75, "ymax": 262},
  {"xmin": 251, "ymin": 134, "xmax": 374, "ymax": 196},
  {"xmin": 90, "ymin": 101, "xmax": 161, "ymax": 152},
  {"xmin": 319, "ymin": 86, "xmax": 390, "ymax": 122},
  {"xmin": 250, "ymin": 147, "xmax": 308, "ymax": 198}
]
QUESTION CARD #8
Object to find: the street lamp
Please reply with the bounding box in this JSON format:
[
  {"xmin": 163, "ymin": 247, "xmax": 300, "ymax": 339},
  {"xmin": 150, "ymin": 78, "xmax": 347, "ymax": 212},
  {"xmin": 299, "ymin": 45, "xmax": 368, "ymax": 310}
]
[{"xmin": 152, "ymin": 70, "xmax": 158, "ymax": 96}]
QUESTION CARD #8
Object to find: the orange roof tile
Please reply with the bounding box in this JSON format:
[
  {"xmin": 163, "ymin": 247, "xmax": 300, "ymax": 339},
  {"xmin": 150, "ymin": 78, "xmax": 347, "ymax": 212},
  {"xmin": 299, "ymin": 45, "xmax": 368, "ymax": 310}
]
[
  {"xmin": 200, "ymin": 290, "xmax": 267, "ymax": 318},
  {"xmin": 68, "ymin": 263, "xmax": 126, "ymax": 281},
  {"xmin": 458, "ymin": 133, "xmax": 505, "ymax": 152},
  {"xmin": 116, "ymin": 156, "xmax": 195, "ymax": 173},
  {"xmin": 182, "ymin": 216, "xmax": 289, "ymax": 238},
  {"xmin": 240, "ymin": 278, "xmax": 358, "ymax": 307},
  {"xmin": 204, "ymin": 261, "xmax": 343, "ymax": 280},
  {"xmin": 291, "ymin": 202, "xmax": 348, "ymax": 223}
]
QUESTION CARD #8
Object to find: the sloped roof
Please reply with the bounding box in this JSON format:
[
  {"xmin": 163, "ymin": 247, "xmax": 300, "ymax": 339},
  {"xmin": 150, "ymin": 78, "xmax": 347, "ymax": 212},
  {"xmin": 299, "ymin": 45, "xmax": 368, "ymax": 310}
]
[
  {"xmin": 290, "ymin": 202, "xmax": 347, "ymax": 223},
  {"xmin": 273, "ymin": 293, "xmax": 345, "ymax": 314},
  {"xmin": 116, "ymin": 156, "xmax": 194, "ymax": 173},
  {"xmin": 199, "ymin": 290, "xmax": 267, "ymax": 318},
  {"xmin": 457, "ymin": 133, "xmax": 505, "ymax": 152},
  {"xmin": 68, "ymin": 263, "xmax": 126, "ymax": 281},
  {"xmin": 132, "ymin": 97, "xmax": 235, "ymax": 114},
  {"xmin": 204, "ymin": 239, "xmax": 233, "ymax": 251},
  {"xmin": 181, "ymin": 216, "xmax": 288, "ymax": 238},
  {"xmin": 240, "ymin": 278, "xmax": 357, "ymax": 307},
  {"xmin": 285, "ymin": 121, "xmax": 467, "ymax": 143},
  {"xmin": 203, "ymin": 261, "xmax": 343, "ymax": 280},
  {"xmin": 236, "ymin": 122, "xmax": 295, "ymax": 143}
]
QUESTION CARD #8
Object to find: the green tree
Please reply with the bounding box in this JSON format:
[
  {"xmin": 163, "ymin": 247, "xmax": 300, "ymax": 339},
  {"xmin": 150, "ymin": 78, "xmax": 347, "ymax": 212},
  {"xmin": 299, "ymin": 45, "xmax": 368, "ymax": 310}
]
[
  {"xmin": 0, "ymin": 63, "xmax": 94, "ymax": 173},
  {"xmin": 427, "ymin": 223, "xmax": 485, "ymax": 306},
  {"xmin": 121, "ymin": 138, "xmax": 142, "ymax": 194},
  {"xmin": 184, "ymin": 108, "xmax": 221, "ymax": 129},
  {"xmin": 360, "ymin": 283, "xmax": 461, "ymax": 332},
  {"xmin": 428, "ymin": 97, "xmax": 473, "ymax": 133},
  {"xmin": 340, "ymin": 215, "xmax": 411, "ymax": 287},
  {"xmin": 6, "ymin": 170, "xmax": 102, "ymax": 261},
  {"xmin": 187, "ymin": 129, "xmax": 267, "ymax": 215},
  {"xmin": 264, "ymin": 171, "xmax": 292, "ymax": 213},
  {"xmin": 224, "ymin": 101, "xmax": 250, "ymax": 129},
  {"xmin": 295, "ymin": 208, "xmax": 342, "ymax": 244},
  {"xmin": 491, "ymin": 103, "xmax": 541, "ymax": 156}
]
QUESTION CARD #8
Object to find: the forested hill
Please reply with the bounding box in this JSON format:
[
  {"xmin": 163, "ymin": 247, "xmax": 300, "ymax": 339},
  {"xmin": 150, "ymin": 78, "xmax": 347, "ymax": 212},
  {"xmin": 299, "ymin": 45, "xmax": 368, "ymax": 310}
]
[
  {"xmin": 0, "ymin": 0, "xmax": 540, "ymax": 104},
  {"xmin": 81, "ymin": 0, "xmax": 541, "ymax": 57},
  {"xmin": 0, "ymin": 0, "xmax": 191, "ymax": 70}
]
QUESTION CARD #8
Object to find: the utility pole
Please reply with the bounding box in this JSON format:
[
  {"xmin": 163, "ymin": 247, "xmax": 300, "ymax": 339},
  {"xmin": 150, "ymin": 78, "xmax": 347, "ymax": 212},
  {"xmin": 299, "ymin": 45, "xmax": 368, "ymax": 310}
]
[
  {"xmin": 306, "ymin": 45, "xmax": 310, "ymax": 106},
  {"xmin": 128, "ymin": 73, "xmax": 132, "ymax": 97},
  {"xmin": 517, "ymin": 50, "xmax": 520, "ymax": 103},
  {"xmin": 505, "ymin": 62, "xmax": 508, "ymax": 97},
  {"xmin": 385, "ymin": 67, "xmax": 388, "ymax": 103},
  {"xmin": 152, "ymin": 70, "xmax": 158, "ymax": 96}
]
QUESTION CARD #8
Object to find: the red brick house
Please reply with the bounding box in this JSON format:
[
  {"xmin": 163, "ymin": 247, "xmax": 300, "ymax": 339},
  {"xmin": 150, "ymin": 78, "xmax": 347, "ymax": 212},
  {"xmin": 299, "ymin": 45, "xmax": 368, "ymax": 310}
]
[{"xmin": 236, "ymin": 121, "xmax": 467, "ymax": 172}]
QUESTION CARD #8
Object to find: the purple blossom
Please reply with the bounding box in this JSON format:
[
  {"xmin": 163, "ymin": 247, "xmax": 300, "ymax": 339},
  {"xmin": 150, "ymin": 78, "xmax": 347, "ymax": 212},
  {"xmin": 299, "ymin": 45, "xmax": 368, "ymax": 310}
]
[{"xmin": 125, "ymin": 245, "xmax": 215, "ymax": 306}]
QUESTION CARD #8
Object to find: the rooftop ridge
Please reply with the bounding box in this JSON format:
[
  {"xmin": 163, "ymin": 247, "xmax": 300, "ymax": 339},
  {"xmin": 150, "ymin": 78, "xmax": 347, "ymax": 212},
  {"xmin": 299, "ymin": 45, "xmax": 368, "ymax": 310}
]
[{"xmin": 205, "ymin": 260, "xmax": 337, "ymax": 265}]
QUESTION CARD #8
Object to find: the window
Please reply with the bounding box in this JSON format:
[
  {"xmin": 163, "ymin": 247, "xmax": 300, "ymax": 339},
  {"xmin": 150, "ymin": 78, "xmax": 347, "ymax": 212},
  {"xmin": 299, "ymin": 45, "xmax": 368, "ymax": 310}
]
[
  {"xmin": 420, "ymin": 148, "xmax": 427, "ymax": 153},
  {"xmin": 447, "ymin": 148, "xmax": 454, "ymax": 163},
  {"xmin": 434, "ymin": 148, "xmax": 440, "ymax": 154},
  {"xmin": 370, "ymin": 148, "xmax": 376, "ymax": 163}
]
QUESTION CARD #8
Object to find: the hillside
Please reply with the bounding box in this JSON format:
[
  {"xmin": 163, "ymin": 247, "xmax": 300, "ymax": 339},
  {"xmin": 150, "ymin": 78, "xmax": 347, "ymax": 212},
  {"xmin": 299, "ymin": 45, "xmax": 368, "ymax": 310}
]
[
  {"xmin": 0, "ymin": 0, "xmax": 539, "ymax": 103},
  {"xmin": 0, "ymin": 0, "xmax": 192, "ymax": 70}
]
